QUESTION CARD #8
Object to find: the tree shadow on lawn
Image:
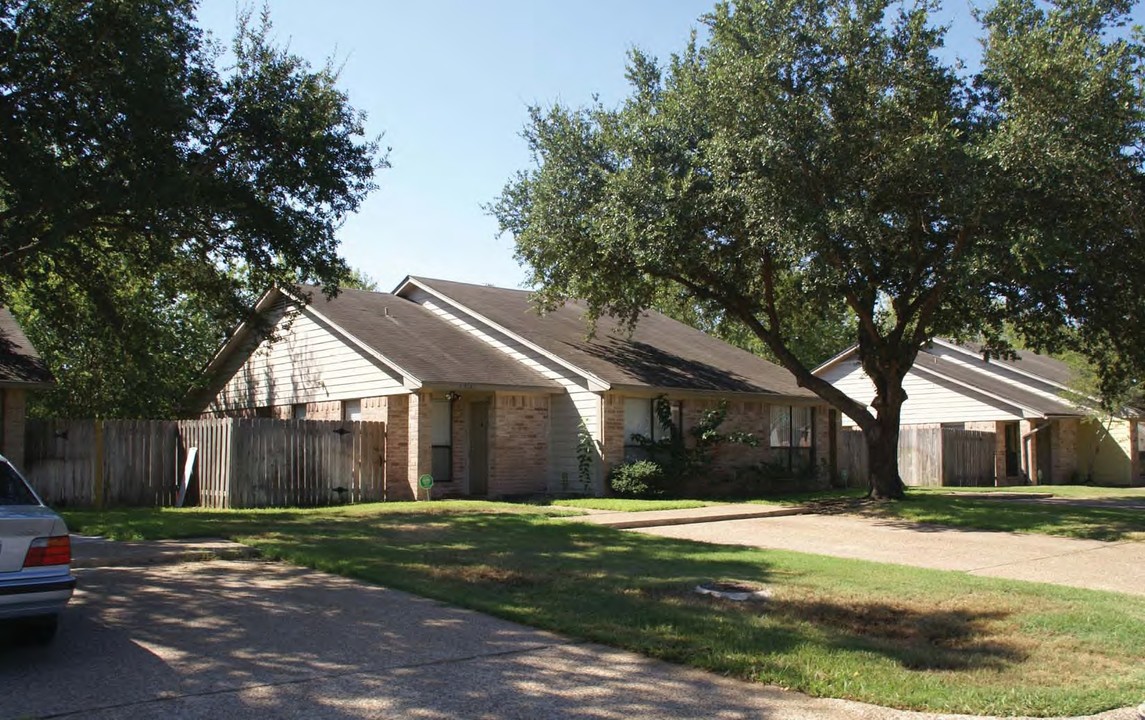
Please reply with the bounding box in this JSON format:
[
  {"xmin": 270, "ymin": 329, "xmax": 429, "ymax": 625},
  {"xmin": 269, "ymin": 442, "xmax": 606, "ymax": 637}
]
[
  {"xmin": 818, "ymin": 497, "xmax": 1145, "ymax": 541},
  {"xmin": 248, "ymin": 512, "xmax": 1029, "ymax": 677},
  {"xmin": 775, "ymin": 599, "xmax": 1024, "ymax": 671}
]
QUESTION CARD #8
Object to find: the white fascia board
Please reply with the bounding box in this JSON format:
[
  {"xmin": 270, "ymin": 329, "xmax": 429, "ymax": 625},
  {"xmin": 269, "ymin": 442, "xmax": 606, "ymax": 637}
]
[
  {"xmin": 812, "ymin": 345, "xmax": 859, "ymax": 375},
  {"xmin": 931, "ymin": 339, "xmax": 1075, "ymax": 393},
  {"xmin": 200, "ymin": 286, "xmax": 285, "ymax": 379},
  {"xmin": 395, "ymin": 277, "xmax": 611, "ymax": 393}
]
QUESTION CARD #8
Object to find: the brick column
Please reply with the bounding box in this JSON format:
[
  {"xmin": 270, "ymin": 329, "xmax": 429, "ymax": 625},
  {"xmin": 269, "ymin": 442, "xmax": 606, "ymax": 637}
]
[
  {"xmin": 407, "ymin": 391, "xmax": 432, "ymax": 498},
  {"xmin": 600, "ymin": 393, "xmax": 626, "ymax": 477},
  {"xmin": 993, "ymin": 422, "xmax": 1007, "ymax": 484},
  {"xmin": 384, "ymin": 394, "xmax": 413, "ymax": 500},
  {"xmin": 1052, "ymin": 419, "xmax": 1079, "ymax": 484}
]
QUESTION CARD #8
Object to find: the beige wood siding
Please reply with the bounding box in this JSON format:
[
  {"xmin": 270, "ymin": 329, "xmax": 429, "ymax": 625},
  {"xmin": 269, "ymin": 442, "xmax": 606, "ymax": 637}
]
[
  {"xmin": 209, "ymin": 300, "xmax": 407, "ymax": 412},
  {"xmin": 818, "ymin": 359, "xmax": 1025, "ymax": 427},
  {"xmin": 404, "ymin": 287, "xmax": 602, "ymax": 492}
]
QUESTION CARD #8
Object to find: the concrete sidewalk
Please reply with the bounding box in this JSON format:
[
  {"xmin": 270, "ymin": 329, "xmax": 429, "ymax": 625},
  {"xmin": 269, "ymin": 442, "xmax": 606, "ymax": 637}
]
[{"xmin": 575, "ymin": 502, "xmax": 808, "ymax": 529}]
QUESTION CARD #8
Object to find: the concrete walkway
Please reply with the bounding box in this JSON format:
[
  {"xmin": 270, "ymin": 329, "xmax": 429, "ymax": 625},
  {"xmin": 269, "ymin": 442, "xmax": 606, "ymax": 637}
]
[
  {"xmin": 4, "ymin": 557, "xmax": 1135, "ymax": 720},
  {"xmin": 628, "ymin": 511, "xmax": 1145, "ymax": 596},
  {"xmin": 576, "ymin": 502, "xmax": 807, "ymax": 529}
]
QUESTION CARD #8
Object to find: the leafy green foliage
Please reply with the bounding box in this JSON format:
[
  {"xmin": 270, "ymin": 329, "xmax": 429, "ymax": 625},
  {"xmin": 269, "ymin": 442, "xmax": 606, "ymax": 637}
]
[
  {"xmin": 0, "ymin": 2, "xmax": 383, "ymax": 417},
  {"xmin": 575, "ymin": 419, "xmax": 596, "ymax": 493},
  {"xmin": 629, "ymin": 396, "xmax": 759, "ymax": 494},
  {"xmin": 608, "ymin": 460, "xmax": 665, "ymax": 497},
  {"xmin": 492, "ymin": 0, "xmax": 1145, "ymax": 499}
]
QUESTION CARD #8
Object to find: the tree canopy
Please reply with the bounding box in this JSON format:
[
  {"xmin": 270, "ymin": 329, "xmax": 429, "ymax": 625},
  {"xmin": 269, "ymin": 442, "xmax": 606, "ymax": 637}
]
[
  {"xmin": 0, "ymin": 1, "xmax": 384, "ymax": 418},
  {"xmin": 493, "ymin": 0, "xmax": 1145, "ymax": 498}
]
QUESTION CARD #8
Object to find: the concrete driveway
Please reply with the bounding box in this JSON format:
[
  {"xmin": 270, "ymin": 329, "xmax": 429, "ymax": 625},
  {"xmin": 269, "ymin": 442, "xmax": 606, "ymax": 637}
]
[
  {"xmin": 2, "ymin": 559, "xmax": 1135, "ymax": 720},
  {"xmin": 634, "ymin": 513, "xmax": 1145, "ymax": 596}
]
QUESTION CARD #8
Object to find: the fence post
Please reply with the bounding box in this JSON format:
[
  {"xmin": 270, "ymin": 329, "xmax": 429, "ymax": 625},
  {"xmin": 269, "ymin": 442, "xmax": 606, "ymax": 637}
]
[{"xmin": 93, "ymin": 420, "xmax": 105, "ymax": 510}]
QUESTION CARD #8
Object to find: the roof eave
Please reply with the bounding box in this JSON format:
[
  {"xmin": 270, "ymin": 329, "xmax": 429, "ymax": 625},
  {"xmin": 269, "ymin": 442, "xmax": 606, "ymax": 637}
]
[
  {"xmin": 0, "ymin": 379, "xmax": 54, "ymax": 389},
  {"xmin": 394, "ymin": 276, "xmax": 612, "ymax": 392},
  {"xmin": 606, "ymin": 383, "xmax": 819, "ymax": 402},
  {"xmin": 812, "ymin": 345, "xmax": 859, "ymax": 375},
  {"xmin": 931, "ymin": 338, "xmax": 1075, "ymax": 393},
  {"xmin": 911, "ymin": 364, "xmax": 1076, "ymax": 419}
]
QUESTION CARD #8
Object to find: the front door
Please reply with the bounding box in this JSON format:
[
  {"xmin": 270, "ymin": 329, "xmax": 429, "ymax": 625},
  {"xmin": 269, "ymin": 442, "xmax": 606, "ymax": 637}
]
[
  {"xmin": 1036, "ymin": 424, "xmax": 1053, "ymax": 484},
  {"xmin": 468, "ymin": 401, "xmax": 489, "ymax": 496},
  {"xmin": 1003, "ymin": 422, "xmax": 1020, "ymax": 478}
]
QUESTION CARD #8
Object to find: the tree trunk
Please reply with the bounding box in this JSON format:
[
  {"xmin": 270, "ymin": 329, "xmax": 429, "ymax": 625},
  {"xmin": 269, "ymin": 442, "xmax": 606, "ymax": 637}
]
[{"xmin": 866, "ymin": 418, "xmax": 906, "ymax": 499}]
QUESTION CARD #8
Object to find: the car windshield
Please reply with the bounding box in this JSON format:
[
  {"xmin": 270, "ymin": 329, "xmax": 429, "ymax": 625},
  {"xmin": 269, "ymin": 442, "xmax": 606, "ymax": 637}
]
[{"xmin": 0, "ymin": 461, "xmax": 40, "ymax": 505}]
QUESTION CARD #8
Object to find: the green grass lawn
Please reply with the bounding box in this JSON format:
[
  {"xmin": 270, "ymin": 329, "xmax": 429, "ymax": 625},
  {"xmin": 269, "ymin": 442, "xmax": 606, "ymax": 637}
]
[
  {"xmin": 63, "ymin": 502, "xmax": 1145, "ymax": 717},
  {"xmin": 918, "ymin": 484, "xmax": 1145, "ymax": 499},
  {"xmin": 837, "ymin": 488, "xmax": 1145, "ymax": 541}
]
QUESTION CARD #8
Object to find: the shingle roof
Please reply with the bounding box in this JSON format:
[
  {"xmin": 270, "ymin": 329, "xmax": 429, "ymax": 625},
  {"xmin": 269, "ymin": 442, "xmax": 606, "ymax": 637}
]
[
  {"xmin": 914, "ymin": 350, "xmax": 1079, "ymax": 417},
  {"xmin": 298, "ymin": 286, "xmax": 560, "ymax": 390},
  {"xmin": 409, "ymin": 278, "xmax": 814, "ymax": 398},
  {"xmin": 0, "ymin": 308, "xmax": 53, "ymax": 386},
  {"xmin": 956, "ymin": 341, "xmax": 1074, "ymax": 388}
]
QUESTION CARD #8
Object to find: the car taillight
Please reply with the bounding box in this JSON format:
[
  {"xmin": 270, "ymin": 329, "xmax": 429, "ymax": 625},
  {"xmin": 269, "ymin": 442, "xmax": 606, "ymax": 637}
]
[{"xmin": 23, "ymin": 535, "xmax": 71, "ymax": 568}]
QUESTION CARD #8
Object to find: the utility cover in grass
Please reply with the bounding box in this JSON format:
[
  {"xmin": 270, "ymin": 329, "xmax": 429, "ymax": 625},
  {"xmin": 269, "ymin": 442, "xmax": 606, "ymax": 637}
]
[{"xmin": 695, "ymin": 581, "xmax": 773, "ymax": 602}]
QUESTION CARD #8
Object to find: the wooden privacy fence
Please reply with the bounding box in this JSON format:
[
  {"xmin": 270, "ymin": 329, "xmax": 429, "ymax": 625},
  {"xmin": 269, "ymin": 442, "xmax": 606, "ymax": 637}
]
[
  {"xmin": 23, "ymin": 418, "xmax": 386, "ymax": 509},
  {"xmin": 839, "ymin": 427, "xmax": 996, "ymax": 487}
]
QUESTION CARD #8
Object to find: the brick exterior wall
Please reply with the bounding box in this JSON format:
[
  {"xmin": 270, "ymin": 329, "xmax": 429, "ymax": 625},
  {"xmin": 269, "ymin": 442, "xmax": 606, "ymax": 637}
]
[
  {"xmin": 304, "ymin": 400, "xmax": 342, "ymax": 421},
  {"xmin": 601, "ymin": 393, "xmax": 626, "ymax": 472},
  {"xmin": 450, "ymin": 398, "xmax": 466, "ymax": 492},
  {"xmin": 409, "ymin": 391, "xmax": 433, "ymax": 498},
  {"xmin": 383, "ymin": 394, "xmax": 413, "ymax": 500},
  {"xmin": 488, "ymin": 393, "xmax": 549, "ymax": 496},
  {"xmin": 601, "ymin": 393, "xmax": 832, "ymax": 494},
  {"xmin": 1, "ymin": 388, "xmax": 27, "ymax": 468},
  {"xmin": 360, "ymin": 396, "xmax": 388, "ymax": 421},
  {"xmin": 1051, "ymin": 418, "xmax": 1079, "ymax": 484},
  {"xmin": 685, "ymin": 399, "xmax": 773, "ymax": 475}
]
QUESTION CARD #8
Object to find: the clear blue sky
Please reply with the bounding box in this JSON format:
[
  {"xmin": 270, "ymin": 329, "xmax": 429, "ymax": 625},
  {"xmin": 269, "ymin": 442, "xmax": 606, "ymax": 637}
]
[{"xmin": 191, "ymin": 1, "xmax": 1125, "ymax": 293}]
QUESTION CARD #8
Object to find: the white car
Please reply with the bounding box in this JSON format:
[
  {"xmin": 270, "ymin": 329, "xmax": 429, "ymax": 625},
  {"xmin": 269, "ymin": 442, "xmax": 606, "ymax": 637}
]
[{"xmin": 0, "ymin": 454, "xmax": 75, "ymax": 643}]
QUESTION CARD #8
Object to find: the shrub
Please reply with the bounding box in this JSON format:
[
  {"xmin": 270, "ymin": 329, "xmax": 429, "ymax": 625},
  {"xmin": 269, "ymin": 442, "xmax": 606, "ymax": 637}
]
[{"xmin": 609, "ymin": 460, "xmax": 665, "ymax": 498}]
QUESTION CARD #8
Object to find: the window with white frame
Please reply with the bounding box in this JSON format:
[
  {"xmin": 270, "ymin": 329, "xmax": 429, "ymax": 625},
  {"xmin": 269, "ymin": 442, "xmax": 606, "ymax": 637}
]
[
  {"xmin": 292, "ymin": 403, "xmax": 307, "ymax": 420},
  {"xmin": 431, "ymin": 398, "xmax": 452, "ymax": 482},
  {"xmin": 342, "ymin": 399, "xmax": 362, "ymax": 422},
  {"xmin": 770, "ymin": 405, "xmax": 814, "ymax": 472},
  {"xmin": 623, "ymin": 397, "xmax": 680, "ymax": 461}
]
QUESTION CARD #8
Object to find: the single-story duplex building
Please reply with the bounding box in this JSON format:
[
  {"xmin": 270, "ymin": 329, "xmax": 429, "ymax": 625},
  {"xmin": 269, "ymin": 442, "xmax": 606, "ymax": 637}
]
[
  {"xmin": 0, "ymin": 307, "xmax": 54, "ymax": 468},
  {"xmin": 195, "ymin": 277, "xmax": 837, "ymax": 499},
  {"xmin": 815, "ymin": 339, "xmax": 1144, "ymax": 486}
]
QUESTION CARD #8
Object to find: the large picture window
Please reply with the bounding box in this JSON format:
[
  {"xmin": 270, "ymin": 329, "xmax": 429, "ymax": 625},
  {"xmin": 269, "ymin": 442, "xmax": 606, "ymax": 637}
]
[
  {"xmin": 770, "ymin": 405, "xmax": 813, "ymax": 473},
  {"xmin": 431, "ymin": 398, "xmax": 452, "ymax": 482},
  {"xmin": 623, "ymin": 398, "xmax": 680, "ymax": 462}
]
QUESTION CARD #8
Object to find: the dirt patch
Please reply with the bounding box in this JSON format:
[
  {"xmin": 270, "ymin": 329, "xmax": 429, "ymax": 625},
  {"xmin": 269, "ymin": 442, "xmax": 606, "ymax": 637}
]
[
  {"xmin": 429, "ymin": 563, "xmax": 537, "ymax": 588},
  {"xmin": 771, "ymin": 594, "xmax": 1026, "ymax": 670}
]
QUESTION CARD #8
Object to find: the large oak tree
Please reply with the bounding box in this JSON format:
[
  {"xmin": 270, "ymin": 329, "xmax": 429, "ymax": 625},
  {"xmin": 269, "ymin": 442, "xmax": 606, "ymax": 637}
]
[
  {"xmin": 0, "ymin": 1, "xmax": 383, "ymax": 417},
  {"xmin": 492, "ymin": 0, "xmax": 1145, "ymax": 498}
]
